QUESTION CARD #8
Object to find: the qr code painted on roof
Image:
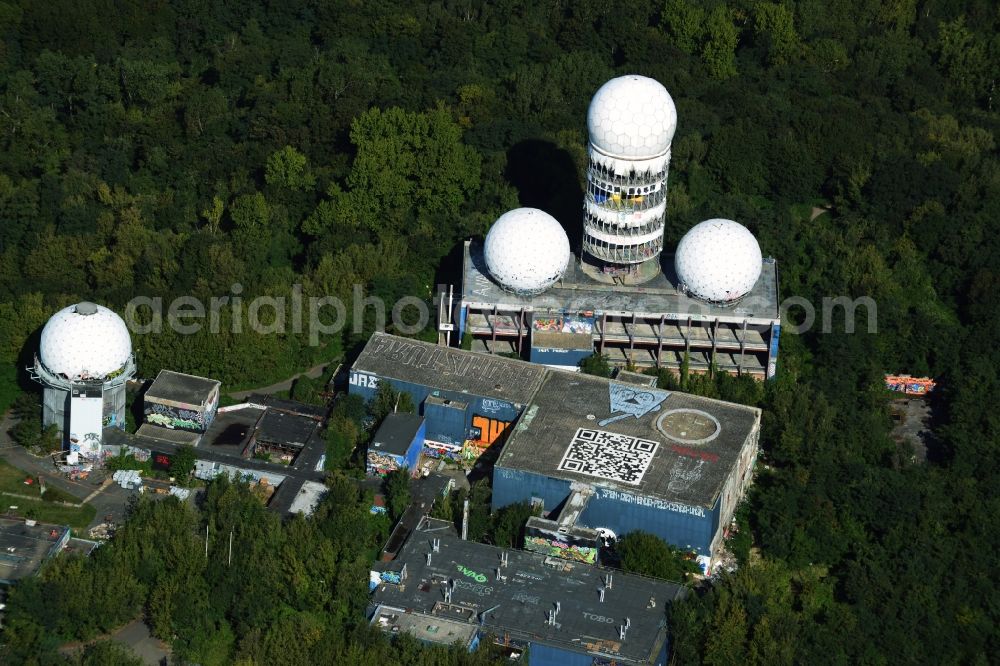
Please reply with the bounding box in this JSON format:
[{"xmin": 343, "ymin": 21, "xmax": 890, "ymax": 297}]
[{"xmin": 557, "ymin": 428, "xmax": 658, "ymax": 485}]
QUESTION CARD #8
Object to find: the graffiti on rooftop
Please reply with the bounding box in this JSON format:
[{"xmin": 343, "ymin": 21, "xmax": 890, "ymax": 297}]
[
  {"xmin": 367, "ymin": 336, "xmax": 540, "ymax": 394},
  {"xmin": 558, "ymin": 427, "xmax": 658, "ymax": 485},
  {"xmin": 598, "ymin": 383, "xmax": 669, "ymax": 426}
]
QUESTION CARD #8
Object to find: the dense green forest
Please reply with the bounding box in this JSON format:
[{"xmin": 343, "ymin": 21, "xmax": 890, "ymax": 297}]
[{"xmin": 0, "ymin": 0, "xmax": 998, "ymax": 663}]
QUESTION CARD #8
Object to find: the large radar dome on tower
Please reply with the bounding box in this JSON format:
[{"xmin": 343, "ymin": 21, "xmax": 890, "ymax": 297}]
[
  {"xmin": 484, "ymin": 208, "xmax": 570, "ymax": 295},
  {"xmin": 587, "ymin": 75, "xmax": 677, "ymax": 160},
  {"xmin": 675, "ymin": 219, "xmax": 763, "ymax": 303},
  {"xmin": 39, "ymin": 302, "xmax": 133, "ymax": 381}
]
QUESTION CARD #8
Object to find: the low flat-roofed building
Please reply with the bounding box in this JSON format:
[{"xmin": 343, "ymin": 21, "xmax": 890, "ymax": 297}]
[
  {"xmin": 144, "ymin": 370, "xmax": 221, "ymax": 432},
  {"xmin": 0, "ymin": 518, "xmax": 70, "ymax": 584},
  {"xmin": 249, "ymin": 410, "xmax": 320, "ymax": 463},
  {"xmin": 367, "ymin": 413, "xmax": 425, "ymax": 477},
  {"xmin": 493, "ymin": 370, "xmax": 760, "ymax": 561},
  {"xmin": 350, "ymin": 333, "xmax": 546, "ymax": 454},
  {"xmin": 369, "ymin": 519, "xmax": 686, "ymax": 664},
  {"xmin": 370, "ymin": 605, "xmax": 479, "ymax": 651}
]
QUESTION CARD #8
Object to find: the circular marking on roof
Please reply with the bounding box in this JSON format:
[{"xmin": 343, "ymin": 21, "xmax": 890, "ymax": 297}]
[{"xmin": 656, "ymin": 409, "xmax": 721, "ymax": 445}]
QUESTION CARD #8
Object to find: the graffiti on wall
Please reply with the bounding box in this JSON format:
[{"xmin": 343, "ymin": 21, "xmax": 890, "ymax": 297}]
[
  {"xmin": 146, "ymin": 402, "xmax": 205, "ymax": 431},
  {"xmin": 478, "ymin": 398, "xmax": 509, "ymax": 415},
  {"xmin": 561, "ymin": 315, "xmax": 594, "ymax": 335},
  {"xmin": 366, "ymin": 451, "xmax": 400, "ymax": 476},
  {"xmin": 470, "ymin": 414, "xmax": 511, "ymax": 446},
  {"xmin": 349, "ymin": 371, "xmax": 379, "ymax": 389},
  {"xmin": 423, "ymin": 440, "xmax": 463, "ymax": 461},
  {"xmin": 524, "ymin": 535, "xmax": 598, "ymax": 564},
  {"xmin": 597, "ymin": 487, "xmax": 706, "ymax": 517},
  {"xmin": 533, "ymin": 316, "xmax": 563, "ymax": 332}
]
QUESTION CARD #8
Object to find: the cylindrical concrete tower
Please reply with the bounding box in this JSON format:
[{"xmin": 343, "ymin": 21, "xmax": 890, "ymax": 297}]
[
  {"xmin": 31, "ymin": 302, "xmax": 136, "ymax": 459},
  {"xmin": 582, "ymin": 75, "xmax": 677, "ymax": 284}
]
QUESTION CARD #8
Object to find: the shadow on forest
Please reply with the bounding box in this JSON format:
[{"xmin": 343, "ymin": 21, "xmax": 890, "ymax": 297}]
[{"xmin": 505, "ymin": 139, "xmax": 584, "ymax": 252}]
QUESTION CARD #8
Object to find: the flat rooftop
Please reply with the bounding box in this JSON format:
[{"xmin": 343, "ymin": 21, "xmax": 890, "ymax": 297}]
[
  {"xmin": 202, "ymin": 406, "xmax": 264, "ymax": 455},
  {"xmin": 245, "ymin": 394, "xmax": 327, "ymax": 420},
  {"xmin": 353, "ymin": 332, "xmax": 547, "ymax": 406},
  {"xmin": 371, "ymin": 606, "xmax": 478, "ymax": 648},
  {"xmin": 134, "ymin": 423, "xmax": 202, "ymax": 447},
  {"xmin": 0, "ymin": 518, "xmax": 69, "ymax": 583},
  {"xmin": 287, "ymin": 480, "xmax": 327, "ymax": 516},
  {"xmin": 497, "ymin": 371, "xmax": 761, "ymax": 510},
  {"xmin": 462, "ymin": 242, "xmax": 780, "ymax": 324},
  {"xmin": 255, "ymin": 410, "xmax": 319, "ymax": 449},
  {"xmin": 372, "ymin": 521, "xmax": 685, "ymax": 663},
  {"xmin": 371, "ymin": 413, "xmax": 424, "ymax": 457},
  {"xmin": 145, "ymin": 370, "xmax": 221, "ymax": 407}
]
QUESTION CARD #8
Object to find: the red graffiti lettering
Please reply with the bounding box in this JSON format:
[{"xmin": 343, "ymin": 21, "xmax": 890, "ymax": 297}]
[{"xmin": 671, "ymin": 444, "xmax": 719, "ymax": 463}]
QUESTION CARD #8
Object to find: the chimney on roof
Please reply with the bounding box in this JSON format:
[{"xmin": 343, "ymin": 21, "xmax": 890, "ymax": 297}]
[
  {"xmin": 426, "ymin": 552, "xmax": 432, "ymax": 566},
  {"xmin": 606, "ymin": 573, "xmax": 613, "ymax": 589},
  {"xmin": 432, "ymin": 538, "xmax": 440, "ymax": 553},
  {"xmin": 599, "ymin": 587, "xmax": 606, "ymax": 603}
]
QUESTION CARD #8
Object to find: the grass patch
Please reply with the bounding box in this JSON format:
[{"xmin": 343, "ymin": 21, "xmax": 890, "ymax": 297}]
[
  {"xmin": 0, "ymin": 493, "xmax": 96, "ymax": 530},
  {"xmin": 0, "ymin": 456, "xmax": 46, "ymax": 497},
  {"xmin": 0, "ymin": 457, "xmax": 82, "ymax": 502}
]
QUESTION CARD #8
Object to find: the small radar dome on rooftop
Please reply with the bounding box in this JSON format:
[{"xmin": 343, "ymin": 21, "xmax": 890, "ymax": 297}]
[
  {"xmin": 484, "ymin": 208, "xmax": 570, "ymax": 295},
  {"xmin": 675, "ymin": 219, "xmax": 762, "ymax": 303},
  {"xmin": 39, "ymin": 302, "xmax": 132, "ymax": 381},
  {"xmin": 587, "ymin": 75, "xmax": 677, "ymax": 160}
]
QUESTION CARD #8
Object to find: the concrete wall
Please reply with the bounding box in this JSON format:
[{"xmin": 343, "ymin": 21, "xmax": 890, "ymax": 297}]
[
  {"xmin": 493, "ymin": 466, "xmax": 719, "ymax": 556},
  {"xmin": 581, "ymin": 488, "xmax": 718, "ymax": 556},
  {"xmin": 528, "ymin": 347, "xmax": 591, "ymax": 368}
]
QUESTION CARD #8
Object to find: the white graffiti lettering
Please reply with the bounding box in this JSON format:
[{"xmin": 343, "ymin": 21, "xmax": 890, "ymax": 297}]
[{"xmin": 597, "ymin": 488, "xmax": 706, "ymax": 517}]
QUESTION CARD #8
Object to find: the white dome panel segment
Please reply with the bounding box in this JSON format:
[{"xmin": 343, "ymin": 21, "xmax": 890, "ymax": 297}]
[
  {"xmin": 587, "ymin": 76, "xmax": 677, "ymax": 160},
  {"xmin": 674, "ymin": 219, "xmax": 763, "ymax": 303},
  {"xmin": 484, "ymin": 208, "xmax": 571, "ymax": 295},
  {"xmin": 39, "ymin": 302, "xmax": 133, "ymax": 381}
]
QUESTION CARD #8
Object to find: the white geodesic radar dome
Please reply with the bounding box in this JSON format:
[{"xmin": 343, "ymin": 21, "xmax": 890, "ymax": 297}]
[
  {"xmin": 675, "ymin": 219, "xmax": 763, "ymax": 303},
  {"xmin": 484, "ymin": 208, "xmax": 570, "ymax": 295},
  {"xmin": 587, "ymin": 75, "xmax": 677, "ymax": 160},
  {"xmin": 39, "ymin": 302, "xmax": 132, "ymax": 381}
]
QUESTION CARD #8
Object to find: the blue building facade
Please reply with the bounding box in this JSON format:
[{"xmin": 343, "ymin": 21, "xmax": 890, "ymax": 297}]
[
  {"xmin": 366, "ymin": 415, "xmax": 425, "ymax": 477},
  {"xmin": 492, "ymin": 466, "xmax": 718, "ymax": 556},
  {"xmin": 349, "ymin": 369, "xmax": 523, "ymax": 455}
]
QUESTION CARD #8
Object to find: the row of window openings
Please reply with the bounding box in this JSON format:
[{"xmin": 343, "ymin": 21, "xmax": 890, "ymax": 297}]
[{"xmin": 584, "ymin": 216, "xmax": 663, "ymax": 237}]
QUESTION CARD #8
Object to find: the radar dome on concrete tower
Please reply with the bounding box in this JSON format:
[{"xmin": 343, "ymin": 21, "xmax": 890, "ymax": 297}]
[
  {"xmin": 587, "ymin": 75, "xmax": 677, "ymax": 160},
  {"xmin": 484, "ymin": 208, "xmax": 570, "ymax": 295},
  {"xmin": 581, "ymin": 75, "xmax": 677, "ymax": 284},
  {"xmin": 675, "ymin": 219, "xmax": 763, "ymax": 304},
  {"xmin": 39, "ymin": 302, "xmax": 132, "ymax": 381}
]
